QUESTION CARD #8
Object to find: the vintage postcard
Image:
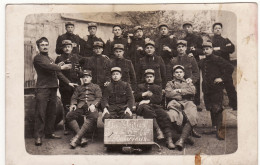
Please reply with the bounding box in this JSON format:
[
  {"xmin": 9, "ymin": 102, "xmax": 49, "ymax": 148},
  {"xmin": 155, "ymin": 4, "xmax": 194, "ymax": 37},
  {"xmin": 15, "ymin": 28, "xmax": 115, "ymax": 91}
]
[{"xmin": 6, "ymin": 3, "xmax": 257, "ymax": 165}]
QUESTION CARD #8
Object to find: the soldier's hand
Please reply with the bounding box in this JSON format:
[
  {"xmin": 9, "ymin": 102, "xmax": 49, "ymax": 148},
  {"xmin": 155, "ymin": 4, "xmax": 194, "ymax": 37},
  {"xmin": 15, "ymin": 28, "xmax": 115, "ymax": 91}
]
[
  {"xmin": 169, "ymin": 35, "xmax": 175, "ymax": 39},
  {"xmin": 68, "ymin": 83, "xmax": 78, "ymax": 88},
  {"xmin": 162, "ymin": 89, "xmax": 165, "ymax": 95},
  {"xmin": 188, "ymin": 53, "xmax": 194, "ymax": 57},
  {"xmin": 72, "ymin": 43, "xmax": 77, "ymax": 47},
  {"xmin": 104, "ymin": 81, "xmax": 110, "ymax": 87},
  {"xmin": 174, "ymin": 89, "xmax": 182, "ymax": 93},
  {"xmin": 163, "ymin": 46, "xmax": 171, "ymax": 52},
  {"xmin": 199, "ymin": 55, "xmax": 206, "ymax": 60},
  {"xmin": 214, "ymin": 78, "xmax": 223, "ymax": 84},
  {"xmin": 146, "ymin": 91, "xmax": 153, "ymax": 97},
  {"xmin": 57, "ymin": 61, "xmax": 65, "ymax": 66},
  {"xmin": 190, "ymin": 46, "xmax": 196, "ymax": 51},
  {"xmin": 142, "ymin": 91, "xmax": 148, "ymax": 97},
  {"xmin": 213, "ymin": 47, "xmax": 221, "ymax": 51},
  {"xmin": 186, "ymin": 78, "xmax": 192, "ymax": 84},
  {"xmin": 88, "ymin": 104, "xmax": 96, "ymax": 112},
  {"xmin": 102, "ymin": 55, "xmax": 110, "ymax": 60},
  {"xmin": 124, "ymin": 107, "xmax": 132, "ymax": 116},
  {"xmin": 137, "ymin": 47, "xmax": 143, "ymax": 51},
  {"xmin": 69, "ymin": 105, "xmax": 77, "ymax": 111},
  {"xmin": 139, "ymin": 100, "xmax": 150, "ymax": 105},
  {"xmin": 61, "ymin": 64, "xmax": 72, "ymax": 70},
  {"xmin": 226, "ymin": 43, "xmax": 232, "ymax": 47},
  {"xmin": 102, "ymin": 108, "xmax": 110, "ymax": 118}
]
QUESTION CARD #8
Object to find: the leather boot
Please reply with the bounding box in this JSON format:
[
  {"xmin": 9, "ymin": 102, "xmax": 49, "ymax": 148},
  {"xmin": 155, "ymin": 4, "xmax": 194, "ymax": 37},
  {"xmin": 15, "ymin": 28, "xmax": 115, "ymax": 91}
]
[
  {"xmin": 216, "ymin": 112, "xmax": 225, "ymax": 140},
  {"xmin": 70, "ymin": 135, "xmax": 80, "ymax": 148},
  {"xmin": 166, "ymin": 137, "xmax": 175, "ymax": 150},
  {"xmin": 175, "ymin": 122, "xmax": 192, "ymax": 151},
  {"xmin": 185, "ymin": 136, "xmax": 194, "ymax": 146},
  {"xmin": 191, "ymin": 128, "xmax": 201, "ymax": 138},
  {"xmin": 153, "ymin": 119, "xmax": 164, "ymax": 140},
  {"xmin": 68, "ymin": 120, "xmax": 80, "ymax": 134}
]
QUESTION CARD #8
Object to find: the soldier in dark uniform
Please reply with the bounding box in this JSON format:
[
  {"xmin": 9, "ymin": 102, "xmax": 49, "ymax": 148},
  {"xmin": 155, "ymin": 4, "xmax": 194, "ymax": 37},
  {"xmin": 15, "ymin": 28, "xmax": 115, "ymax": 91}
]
[
  {"xmin": 182, "ymin": 21, "xmax": 204, "ymax": 111},
  {"xmin": 55, "ymin": 22, "xmax": 85, "ymax": 56},
  {"xmin": 155, "ymin": 23, "xmax": 177, "ymax": 65},
  {"xmin": 81, "ymin": 22, "xmax": 104, "ymax": 57},
  {"xmin": 55, "ymin": 40, "xmax": 81, "ymax": 135},
  {"xmin": 101, "ymin": 67, "xmax": 134, "ymax": 121},
  {"xmin": 138, "ymin": 40, "xmax": 166, "ymax": 88},
  {"xmin": 104, "ymin": 25, "xmax": 128, "ymax": 59},
  {"xmin": 199, "ymin": 41, "xmax": 234, "ymax": 140},
  {"xmin": 128, "ymin": 26, "xmax": 146, "ymax": 70},
  {"xmin": 33, "ymin": 37, "xmax": 73, "ymax": 146},
  {"xmin": 66, "ymin": 70, "xmax": 102, "ymax": 148},
  {"xmin": 110, "ymin": 44, "xmax": 136, "ymax": 91},
  {"xmin": 135, "ymin": 69, "xmax": 175, "ymax": 149},
  {"xmin": 211, "ymin": 22, "xmax": 237, "ymax": 110},
  {"xmin": 80, "ymin": 41, "xmax": 111, "ymax": 92}
]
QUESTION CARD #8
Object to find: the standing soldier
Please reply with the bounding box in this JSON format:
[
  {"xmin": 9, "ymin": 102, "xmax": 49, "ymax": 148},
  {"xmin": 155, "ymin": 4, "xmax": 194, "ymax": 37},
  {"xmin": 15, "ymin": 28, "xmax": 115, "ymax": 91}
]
[
  {"xmin": 199, "ymin": 41, "xmax": 234, "ymax": 140},
  {"xmin": 110, "ymin": 44, "xmax": 136, "ymax": 91},
  {"xmin": 101, "ymin": 67, "xmax": 134, "ymax": 121},
  {"xmin": 55, "ymin": 40, "xmax": 81, "ymax": 135},
  {"xmin": 66, "ymin": 70, "xmax": 102, "ymax": 148},
  {"xmin": 33, "ymin": 37, "xmax": 73, "ymax": 146},
  {"xmin": 135, "ymin": 69, "xmax": 175, "ymax": 149},
  {"xmin": 81, "ymin": 22, "xmax": 104, "ymax": 57},
  {"xmin": 138, "ymin": 40, "xmax": 166, "ymax": 88},
  {"xmin": 56, "ymin": 22, "xmax": 85, "ymax": 56},
  {"xmin": 104, "ymin": 25, "xmax": 128, "ymax": 59},
  {"xmin": 182, "ymin": 21, "xmax": 204, "ymax": 111},
  {"xmin": 155, "ymin": 23, "xmax": 177, "ymax": 66},
  {"xmin": 80, "ymin": 41, "xmax": 111, "ymax": 92},
  {"xmin": 128, "ymin": 26, "xmax": 146, "ymax": 70},
  {"xmin": 211, "ymin": 22, "xmax": 237, "ymax": 110}
]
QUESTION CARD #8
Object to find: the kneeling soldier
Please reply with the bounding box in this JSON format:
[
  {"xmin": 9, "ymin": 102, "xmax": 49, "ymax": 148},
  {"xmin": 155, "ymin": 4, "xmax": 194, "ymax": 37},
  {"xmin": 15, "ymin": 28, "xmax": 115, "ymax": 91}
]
[
  {"xmin": 101, "ymin": 67, "xmax": 134, "ymax": 121},
  {"xmin": 165, "ymin": 65, "xmax": 198, "ymax": 151},
  {"xmin": 135, "ymin": 69, "xmax": 175, "ymax": 149},
  {"xmin": 66, "ymin": 70, "xmax": 102, "ymax": 148}
]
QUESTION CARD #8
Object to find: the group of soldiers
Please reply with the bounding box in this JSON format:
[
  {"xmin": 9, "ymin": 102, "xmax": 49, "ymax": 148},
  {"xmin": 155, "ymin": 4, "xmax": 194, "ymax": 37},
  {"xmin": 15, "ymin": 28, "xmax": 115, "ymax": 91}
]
[{"xmin": 33, "ymin": 21, "xmax": 237, "ymax": 151}]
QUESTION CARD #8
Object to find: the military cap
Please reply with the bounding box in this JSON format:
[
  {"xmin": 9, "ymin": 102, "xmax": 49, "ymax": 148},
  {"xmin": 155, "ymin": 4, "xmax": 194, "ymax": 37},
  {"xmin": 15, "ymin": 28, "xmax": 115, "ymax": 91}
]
[
  {"xmin": 176, "ymin": 40, "xmax": 187, "ymax": 46},
  {"xmin": 82, "ymin": 70, "xmax": 92, "ymax": 77},
  {"xmin": 93, "ymin": 41, "xmax": 104, "ymax": 48},
  {"xmin": 202, "ymin": 41, "xmax": 213, "ymax": 48},
  {"xmin": 182, "ymin": 21, "xmax": 193, "ymax": 27},
  {"xmin": 114, "ymin": 44, "xmax": 124, "ymax": 50},
  {"xmin": 65, "ymin": 21, "xmax": 74, "ymax": 27},
  {"xmin": 36, "ymin": 37, "xmax": 48, "ymax": 46},
  {"xmin": 145, "ymin": 40, "xmax": 155, "ymax": 47},
  {"xmin": 62, "ymin": 40, "xmax": 73, "ymax": 45},
  {"xmin": 88, "ymin": 22, "xmax": 97, "ymax": 28},
  {"xmin": 158, "ymin": 23, "xmax": 169, "ymax": 29},
  {"xmin": 111, "ymin": 67, "xmax": 121, "ymax": 73},
  {"xmin": 173, "ymin": 65, "xmax": 185, "ymax": 72},
  {"xmin": 133, "ymin": 26, "xmax": 143, "ymax": 32},
  {"xmin": 113, "ymin": 24, "xmax": 122, "ymax": 29},
  {"xmin": 212, "ymin": 22, "xmax": 223, "ymax": 29},
  {"xmin": 144, "ymin": 69, "xmax": 155, "ymax": 76}
]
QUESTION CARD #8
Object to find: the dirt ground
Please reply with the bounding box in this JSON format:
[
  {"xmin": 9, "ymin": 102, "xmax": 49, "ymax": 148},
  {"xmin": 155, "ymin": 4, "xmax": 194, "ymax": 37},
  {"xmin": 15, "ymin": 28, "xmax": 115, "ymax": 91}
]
[{"xmin": 25, "ymin": 108, "xmax": 237, "ymax": 155}]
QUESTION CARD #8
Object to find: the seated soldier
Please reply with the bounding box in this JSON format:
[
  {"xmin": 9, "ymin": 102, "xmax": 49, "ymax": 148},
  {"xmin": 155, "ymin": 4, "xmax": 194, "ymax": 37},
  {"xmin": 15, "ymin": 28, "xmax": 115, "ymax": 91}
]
[
  {"xmin": 165, "ymin": 65, "xmax": 198, "ymax": 151},
  {"xmin": 135, "ymin": 69, "xmax": 175, "ymax": 149},
  {"xmin": 66, "ymin": 70, "xmax": 102, "ymax": 148},
  {"xmin": 101, "ymin": 67, "xmax": 134, "ymax": 121}
]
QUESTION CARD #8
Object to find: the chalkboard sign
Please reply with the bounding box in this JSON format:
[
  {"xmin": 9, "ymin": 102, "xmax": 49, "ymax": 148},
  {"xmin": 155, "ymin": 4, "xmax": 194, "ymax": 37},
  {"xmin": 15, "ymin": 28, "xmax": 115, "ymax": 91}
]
[{"xmin": 104, "ymin": 119, "xmax": 154, "ymax": 145}]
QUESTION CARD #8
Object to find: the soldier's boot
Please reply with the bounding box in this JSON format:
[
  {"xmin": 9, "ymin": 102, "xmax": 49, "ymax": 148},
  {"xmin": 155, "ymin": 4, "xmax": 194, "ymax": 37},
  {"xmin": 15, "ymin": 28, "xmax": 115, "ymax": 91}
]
[
  {"xmin": 175, "ymin": 122, "xmax": 192, "ymax": 151},
  {"xmin": 80, "ymin": 137, "xmax": 89, "ymax": 147},
  {"xmin": 70, "ymin": 135, "xmax": 80, "ymax": 149},
  {"xmin": 216, "ymin": 112, "xmax": 225, "ymax": 140},
  {"xmin": 153, "ymin": 119, "xmax": 164, "ymax": 140},
  {"xmin": 203, "ymin": 112, "xmax": 217, "ymax": 134},
  {"xmin": 185, "ymin": 136, "xmax": 194, "ymax": 146},
  {"xmin": 68, "ymin": 120, "xmax": 80, "ymax": 134},
  {"xmin": 63, "ymin": 105, "xmax": 70, "ymax": 135},
  {"xmin": 191, "ymin": 128, "xmax": 201, "ymax": 138},
  {"xmin": 166, "ymin": 136, "xmax": 175, "ymax": 150}
]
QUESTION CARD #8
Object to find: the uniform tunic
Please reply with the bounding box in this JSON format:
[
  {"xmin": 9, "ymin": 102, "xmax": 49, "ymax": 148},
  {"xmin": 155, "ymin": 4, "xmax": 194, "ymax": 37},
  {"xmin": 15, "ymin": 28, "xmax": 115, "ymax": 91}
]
[
  {"xmin": 128, "ymin": 37, "xmax": 145, "ymax": 70},
  {"xmin": 110, "ymin": 58, "xmax": 136, "ymax": 91},
  {"xmin": 165, "ymin": 78, "xmax": 198, "ymax": 126},
  {"xmin": 56, "ymin": 32, "xmax": 85, "ymax": 55},
  {"xmin": 184, "ymin": 33, "xmax": 203, "ymax": 62}
]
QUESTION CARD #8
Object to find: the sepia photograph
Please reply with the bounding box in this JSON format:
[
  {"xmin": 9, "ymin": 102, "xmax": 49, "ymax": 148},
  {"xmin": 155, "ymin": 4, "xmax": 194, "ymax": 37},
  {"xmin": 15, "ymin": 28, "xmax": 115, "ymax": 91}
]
[{"xmin": 6, "ymin": 3, "xmax": 257, "ymax": 165}]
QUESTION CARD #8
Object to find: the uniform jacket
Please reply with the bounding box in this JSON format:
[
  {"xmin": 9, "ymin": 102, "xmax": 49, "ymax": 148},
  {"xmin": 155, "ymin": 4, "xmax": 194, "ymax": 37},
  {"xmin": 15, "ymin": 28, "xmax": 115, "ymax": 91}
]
[
  {"xmin": 81, "ymin": 35, "xmax": 104, "ymax": 57},
  {"xmin": 70, "ymin": 83, "xmax": 102, "ymax": 108},
  {"xmin": 155, "ymin": 35, "xmax": 177, "ymax": 64},
  {"xmin": 55, "ymin": 53, "xmax": 81, "ymax": 89},
  {"xmin": 101, "ymin": 80, "xmax": 134, "ymax": 111},
  {"xmin": 199, "ymin": 54, "xmax": 234, "ymax": 93},
  {"xmin": 33, "ymin": 53, "xmax": 70, "ymax": 88},
  {"xmin": 104, "ymin": 36, "xmax": 128, "ymax": 58},
  {"xmin": 184, "ymin": 33, "xmax": 203, "ymax": 62},
  {"xmin": 80, "ymin": 54, "xmax": 111, "ymax": 88},
  {"xmin": 110, "ymin": 58, "xmax": 136, "ymax": 91},
  {"xmin": 55, "ymin": 32, "xmax": 85, "ymax": 55},
  {"xmin": 165, "ymin": 78, "xmax": 196, "ymax": 101},
  {"xmin": 138, "ymin": 55, "xmax": 166, "ymax": 88},
  {"xmin": 135, "ymin": 83, "xmax": 162, "ymax": 105},
  {"xmin": 128, "ymin": 37, "xmax": 145, "ymax": 69},
  {"xmin": 168, "ymin": 54, "xmax": 199, "ymax": 83},
  {"xmin": 212, "ymin": 35, "xmax": 235, "ymax": 61}
]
